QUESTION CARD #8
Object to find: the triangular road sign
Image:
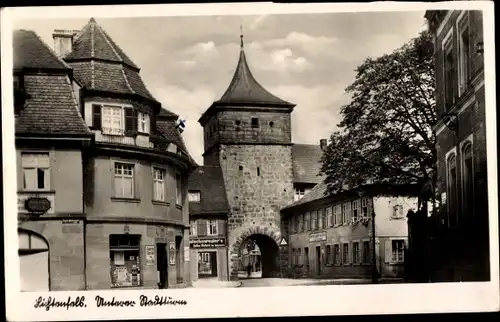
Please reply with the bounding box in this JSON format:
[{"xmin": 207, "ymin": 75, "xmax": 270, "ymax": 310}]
[{"xmin": 280, "ymin": 238, "xmax": 288, "ymax": 246}]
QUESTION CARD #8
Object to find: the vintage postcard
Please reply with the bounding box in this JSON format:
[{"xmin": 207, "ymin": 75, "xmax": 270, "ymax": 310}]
[{"xmin": 1, "ymin": 1, "xmax": 498, "ymax": 321}]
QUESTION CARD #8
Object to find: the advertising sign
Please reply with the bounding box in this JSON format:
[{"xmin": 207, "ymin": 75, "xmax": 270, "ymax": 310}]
[
  {"xmin": 190, "ymin": 238, "xmax": 225, "ymax": 248},
  {"xmin": 145, "ymin": 245, "xmax": 155, "ymax": 266},
  {"xmin": 309, "ymin": 231, "xmax": 327, "ymax": 242}
]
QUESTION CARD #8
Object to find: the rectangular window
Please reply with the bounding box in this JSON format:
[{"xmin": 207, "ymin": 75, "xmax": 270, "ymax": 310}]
[
  {"xmin": 392, "ymin": 240, "xmax": 405, "ymax": 263},
  {"xmin": 102, "ymin": 105, "xmax": 124, "ymax": 136},
  {"xmin": 362, "ymin": 241, "xmax": 371, "ymax": 264},
  {"xmin": 326, "ymin": 245, "xmax": 331, "ymax": 265},
  {"xmin": 297, "ymin": 248, "xmax": 302, "ymax": 265},
  {"xmin": 138, "ymin": 112, "xmax": 150, "ymax": 134},
  {"xmin": 461, "ymin": 142, "xmax": 474, "ymax": 219},
  {"xmin": 21, "ymin": 153, "xmax": 50, "ymax": 191},
  {"xmin": 304, "ymin": 212, "xmax": 310, "ymax": 231},
  {"xmin": 352, "ymin": 242, "xmax": 360, "ymax": 264},
  {"xmin": 342, "ymin": 243, "xmax": 349, "ymax": 265},
  {"xmin": 294, "ymin": 187, "xmax": 305, "ymax": 201},
  {"xmin": 175, "ymin": 173, "xmax": 182, "ymax": 205},
  {"xmin": 188, "ymin": 191, "xmax": 201, "ymax": 202},
  {"xmin": 109, "ymin": 234, "xmax": 141, "ymax": 288},
  {"xmin": 251, "ymin": 117, "xmax": 259, "ymax": 128},
  {"xmin": 342, "ymin": 203, "xmax": 350, "ymax": 224},
  {"xmin": 311, "ymin": 210, "xmax": 317, "ymax": 230},
  {"xmin": 392, "ymin": 205, "xmax": 405, "ymax": 218},
  {"xmin": 447, "ymin": 153, "xmax": 458, "ymax": 227},
  {"xmin": 207, "ymin": 219, "xmax": 218, "ymax": 236},
  {"xmin": 318, "ymin": 209, "xmax": 324, "ymax": 229},
  {"xmin": 298, "ymin": 214, "xmax": 303, "ymax": 232},
  {"xmin": 333, "ymin": 205, "xmax": 340, "ymax": 226},
  {"xmin": 361, "ymin": 198, "xmax": 370, "ymax": 218},
  {"xmin": 458, "ymin": 13, "xmax": 471, "ymax": 95},
  {"xmin": 153, "ymin": 168, "xmax": 165, "ymax": 201},
  {"xmin": 190, "ymin": 220, "xmax": 197, "ymax": 236},
  {"xmin": 333, "ymin": 244, "xmax": 340, "ymax": 265},
  {"xmin": 352, "ymin": 199, "xmax": 360, "ymax": 221},
  {"xmin": 443, "ymin": 35, "xmax": 456, "ymax": 109},
  {"xmin": 114, "ymin": 163, "xmax": 134, "ymax": 198},
  {"xmin": 326, "ymin": 207, "xmax": 333, "ymax": 227}
]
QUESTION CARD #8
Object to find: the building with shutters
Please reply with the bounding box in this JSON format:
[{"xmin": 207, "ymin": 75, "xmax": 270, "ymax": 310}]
[
  {"xmin": 409, "ymin": 10, "xmax": 489, "ymax": 282},
  {"xmin": 191, "ymin": 31, "xmax": 324, "ymax": 280},
  {"xmin": 14, "ymin": 18, "xmax": 197, "ymax": 291},
  {"xmin": 281, "ymin": 183, "xmax": 418, "ymax": 279}
]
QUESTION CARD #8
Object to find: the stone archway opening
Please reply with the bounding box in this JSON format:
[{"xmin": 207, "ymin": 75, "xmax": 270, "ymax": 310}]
[{"xmin": 237, "ymin": 233, "xmax": 280, "ymax": 278}]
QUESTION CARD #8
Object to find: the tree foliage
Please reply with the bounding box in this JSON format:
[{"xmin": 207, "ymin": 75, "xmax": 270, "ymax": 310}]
[{"xmin": 320, "ymin": 30, "xmax": 436, "ymax": 195}]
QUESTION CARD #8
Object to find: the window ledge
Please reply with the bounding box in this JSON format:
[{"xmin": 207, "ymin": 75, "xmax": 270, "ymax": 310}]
[
  {"xmin": 175, "ymin": 204, "xmax": 183, "ymax": 210},
  {"xmin": 111, "ymin": 197, "xmax": 140, "ymax": 203},
  {"xmin": 152, "ymin": 200, "xmax": 170, "ymax": 206},
  {"xmin": 18, "ymin": 190, "xmax": 55, "ymax": 194}
]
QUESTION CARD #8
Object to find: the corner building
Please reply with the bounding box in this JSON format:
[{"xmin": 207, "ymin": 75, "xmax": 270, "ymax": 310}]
[{"xmin": 14, "ymin": 18, "xmax": 197, "ymax": 291}]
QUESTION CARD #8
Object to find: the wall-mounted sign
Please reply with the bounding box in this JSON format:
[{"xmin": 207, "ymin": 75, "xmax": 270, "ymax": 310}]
[
  {"xmin": 190, "ymin": 238, "xmax": 225, "ymax": 249},
  {"xmin": 309, "ymin": 231, "xmax": 327, "ymax": 242},
  {"xmin": 169, "ymin": 242, "xmax": 176, "ymax": 265},
  {"xmin": 184, "ymin": 246, "xmax": 190, "ymax": 261},
  {"xmin": 24, "ymin": 197, "xmax": 51, "ymax": 213},
  {"xmin": 62, "ymin": 219, "xmax": 80, "ymax": 224},
  {"xmin": 145, "ymin": 245, "xmax": 155, "ymax": 266}
]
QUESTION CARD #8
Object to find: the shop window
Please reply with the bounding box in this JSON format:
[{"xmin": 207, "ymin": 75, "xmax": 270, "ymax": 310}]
[{"xmin": 109, "ymin": 234, "xmax": 141, "ymax": 288}]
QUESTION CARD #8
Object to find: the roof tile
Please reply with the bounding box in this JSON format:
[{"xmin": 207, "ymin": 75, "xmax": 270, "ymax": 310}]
[
  {"xmin": 188, "ymin": 166, "xmax": 229, "ymax": 215},
  {"xmin": 292, "ymin": 144, "xmax": 324, "ymax": 184}
]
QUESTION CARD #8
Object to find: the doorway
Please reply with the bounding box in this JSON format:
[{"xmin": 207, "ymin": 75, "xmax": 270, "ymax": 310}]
[
  {"xmin": 304, "ymin": 247, "xmax": 309, "ymax": 275},
  {"xmin": 156, "ymin": 243, "xmax": 168, "ymax": 289},
  {"xmin": 316, "ymin": 246, "xmax": 321, "ymax": 275},
  {"xmin": 18, "ymin": 230, "xmax": 50, "ymax": 292},
  {"xmin": 175, "ymin": 236, "xmax": 182, "ymax": 283},
  {"xmin": 198, "ymin": 251, "xmax": 217, "ymax": 278}
]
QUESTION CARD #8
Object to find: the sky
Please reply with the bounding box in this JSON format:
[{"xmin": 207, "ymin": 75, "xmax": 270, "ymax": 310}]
[{"xmin": 14, "ymin": 12, "xmax": 426, "ymax": 165}]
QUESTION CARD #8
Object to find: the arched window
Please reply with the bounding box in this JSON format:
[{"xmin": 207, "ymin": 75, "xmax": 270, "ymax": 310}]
[
  {"xmin": 18, "ymin": 229, "xmax": 50, "ymax": 292},
  {"xmin": 447, "ymin": 153, "xmax": 458, "ymax": 227},
  {"xmin": 461, "ymin": 142, "xmax": 474, "ymax": 221}
]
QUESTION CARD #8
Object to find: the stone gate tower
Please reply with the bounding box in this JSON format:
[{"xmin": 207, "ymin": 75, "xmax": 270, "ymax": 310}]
[{"xmin": 198, "ymin": 33, "xmax": 295, "ymax": 279}]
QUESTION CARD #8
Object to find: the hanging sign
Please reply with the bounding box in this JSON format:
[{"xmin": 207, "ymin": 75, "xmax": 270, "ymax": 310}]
[{"xmin": 145, "ymin": 245, "xmax": 155, "ymax": 266}]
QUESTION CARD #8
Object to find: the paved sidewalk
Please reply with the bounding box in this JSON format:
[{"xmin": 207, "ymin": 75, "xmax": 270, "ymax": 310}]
[
  {"xmin": 192, "ymin": 278, "xmax": 242, "ymax": 288},
  {"xmin": 239, "ymin": 277, "xmax": 405, "ymax": 287}
]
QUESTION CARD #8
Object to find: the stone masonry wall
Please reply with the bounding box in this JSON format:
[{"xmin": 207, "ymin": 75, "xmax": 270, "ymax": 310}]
[{"xmin": 219, "ymin": 144, "xmax": 294, "ymax": 275}]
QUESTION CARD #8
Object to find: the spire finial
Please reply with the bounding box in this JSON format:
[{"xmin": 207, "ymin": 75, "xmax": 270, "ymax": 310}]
[{"xmin": 240, "ymin": 24, "xmax": 244, "ymax": 49}]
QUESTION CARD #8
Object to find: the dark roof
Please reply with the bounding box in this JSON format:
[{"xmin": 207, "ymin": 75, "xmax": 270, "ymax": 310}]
[
  {"xmin": 215, "ymin": 41, "xmax": 293, "ymax": 107},
  {"xmin": 292, "ymin": 144, "xmax": 324, "ymax": 184},
  {"xmin": 15, "ymin": 74, "xmax": 91, "ymax": 137},
  {"xmin": 188, "ymin": 166, "xmax": 229, "ymax": 215},
  {"xmin": 282, "ymin": 182, "xmax": 420, "ymax": 211},
  {"xmin": 13, "ymin": 30, "xmax": 72, "ymax": 71},
  {"xmin": 64, "ymin": 18, "xmax": 156, "ymax": 101},
  {"xmin": 157, "ymin": 107, "xmax": 178, "ymax": 119},
  {"xmin": 155, "ymin": 118, "xmax": 198, "ymax": 167},
  {"xmin": 65, "ymin": 17, "xmax": 138, "ymax": 69}
]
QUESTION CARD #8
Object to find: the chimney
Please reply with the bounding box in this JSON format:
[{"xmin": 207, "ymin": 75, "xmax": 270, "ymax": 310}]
[
  {"xmin": 52, "ymin": 29, "xmax": 78, "ymax": 57},
  {"xmin": 320, "ymin": 139, "xmax": 327, "ymax": 151}
]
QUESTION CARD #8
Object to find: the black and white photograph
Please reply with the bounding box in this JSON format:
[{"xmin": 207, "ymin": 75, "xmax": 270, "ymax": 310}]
[{"xmin": 2, "ymin": 1, "xmax": 498, "ymax": 320}]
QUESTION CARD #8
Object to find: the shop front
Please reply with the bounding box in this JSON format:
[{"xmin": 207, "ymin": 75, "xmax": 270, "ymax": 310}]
[{"xmin": 189, "ymin": 237, "xmax": 229, "ymax": 281}]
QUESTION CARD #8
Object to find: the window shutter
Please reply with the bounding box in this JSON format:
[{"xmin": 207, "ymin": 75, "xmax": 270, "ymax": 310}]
[
  {"xmin": 150, "ymin": 114, "xmax": 156, "ymax": 136},
  {"xmin": 197, "ymin": 219, "xmax": 207, "ymax": 237},
  {"xmin": 218, "ymin": 219, "xmax": 225, "ymax": 236},
  {"xmin": 384, "ymin": 240, "xmax": 392, "ymax": 264},
  {"xmin": 92, "ymin": 104, "xmax": 102, "ymax": 129},
  {"xmin": 124, "ymin": 107, "xmax": 137, "ymax": 136}
]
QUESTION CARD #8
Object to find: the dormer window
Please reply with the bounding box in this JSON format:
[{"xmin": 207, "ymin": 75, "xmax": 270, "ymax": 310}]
[
  {"xmin": 93, "ymin": 104, "xmax": 137, "ymax": 136},
  {"xmin": 138, "ymin": 112, "xmax": 150, "ymax": 134},
  {"xmin": 102, "ymin": 105, "xmax": 124, "ymax": 136},
  {"xmin": 188, "ymin": 190, "xmax": 201, "ymax": 202}
]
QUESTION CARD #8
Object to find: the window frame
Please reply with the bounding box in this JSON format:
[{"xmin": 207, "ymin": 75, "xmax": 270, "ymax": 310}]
[
  {"xmin": 362, "ymin": 240, "xmax": 371, "ymax": 264},
  {"xmin": 460, "ymin": 135, "xmax": 474, "ymax": 219},
  {"xmin": 137, "ymin": 111, "xmax": 151, "ymax": 134},
  {"xmin": 207, "ymin": 219, "xmax": 218, "ymax": 236},
  {"xmin": 102, "ymin": 104, "xmax": 125, "ymax": 136},
  {"xmin": 352, "ymin": 241, "xmax": 360, "ymax": 265},
  {"xmin": 342, "ymin": 243, "xmax": 349, "ymax": 265},
  {"xmin": 391, "ymin": 239, "xmax": 405, "ymax": 263},
  {"xmin": 442, "ymin": 29, "xmax": 455, "ymax": 110},
  {"xmin": 152, "ymin": 167, "xmax": 166, "ymax": 201},
  {"xmin": 333, "ymin": 243, "xmax": 341, "ymax": 265},
  {"xmin": 175, "ymin": 173, "xmax": 182, "ymax": 206},
  {"xmin": 190, "ymin": 220, "xmax": 197, "ymax": 236},
  {"xmin": 113, "ymin": 162, "xmax": 135, "ymax": 199},
  {"xmin": 456, "ymin": 11, "xmax": 471, "ymax": 96},
  {"xmin": 188, "ymin": 190, "xmax": 201, "ymax": 203},
  {"xmin": 21, "ymin": 152, "xmax": 51, "ymax": 191}
]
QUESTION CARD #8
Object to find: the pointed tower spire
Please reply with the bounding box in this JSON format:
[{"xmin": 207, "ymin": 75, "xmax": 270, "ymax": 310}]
[
  {"xmin": 213, "ymin": 28, "xmax": 294, "ymax": 107},
  {"xmin": 240, "ymin": 24, "xmax": 244, "ymax": 49}
]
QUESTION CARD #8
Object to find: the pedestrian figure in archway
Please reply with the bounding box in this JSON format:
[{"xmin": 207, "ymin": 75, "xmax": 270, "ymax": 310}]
[{"xmin": 247, "ymin": 263, "xmax": 252, "ymax": 278}]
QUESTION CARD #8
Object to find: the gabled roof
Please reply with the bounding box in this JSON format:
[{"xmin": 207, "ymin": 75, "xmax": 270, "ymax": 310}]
[
  {"xmin": 13, "ymin": 30, "xmax": 91, "ymax": 137},
  {"xmin": 13, "ymin": 30, "xmax": 72, "ymax": 71},
  {"xmin": 215, "ymin": 36, "xmax": 293, "ymax": 107},
  {"xmin": 64, "ymin": 18, "xmax": 156, "ymax": 101},
  {"xmin": 292, "ymin": 144, "xmax": 324, "ymax": 184},
  {"xmin": 188, "ymin": 166, "xmax": 229, "ymax": 215},
  {"xmin": 64, "ymin": 17, "xmax": 138, "ymax": 69}
]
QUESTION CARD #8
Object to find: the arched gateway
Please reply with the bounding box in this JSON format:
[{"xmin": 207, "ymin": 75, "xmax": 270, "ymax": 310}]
[{"xmin": 231, "ymin": 226, "xmax": 282, "ymax": 278}]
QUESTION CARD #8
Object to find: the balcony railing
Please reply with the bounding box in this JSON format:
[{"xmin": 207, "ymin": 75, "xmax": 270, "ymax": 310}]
[{"xmin": 94, "ymin": 130, "xmax": 154, "ymax": 149}]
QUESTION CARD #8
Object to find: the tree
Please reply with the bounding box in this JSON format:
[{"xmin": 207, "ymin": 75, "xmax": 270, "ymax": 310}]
[{"xmin": 320, "ymin": 30, "xmax": 436, "ymax": 203}]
